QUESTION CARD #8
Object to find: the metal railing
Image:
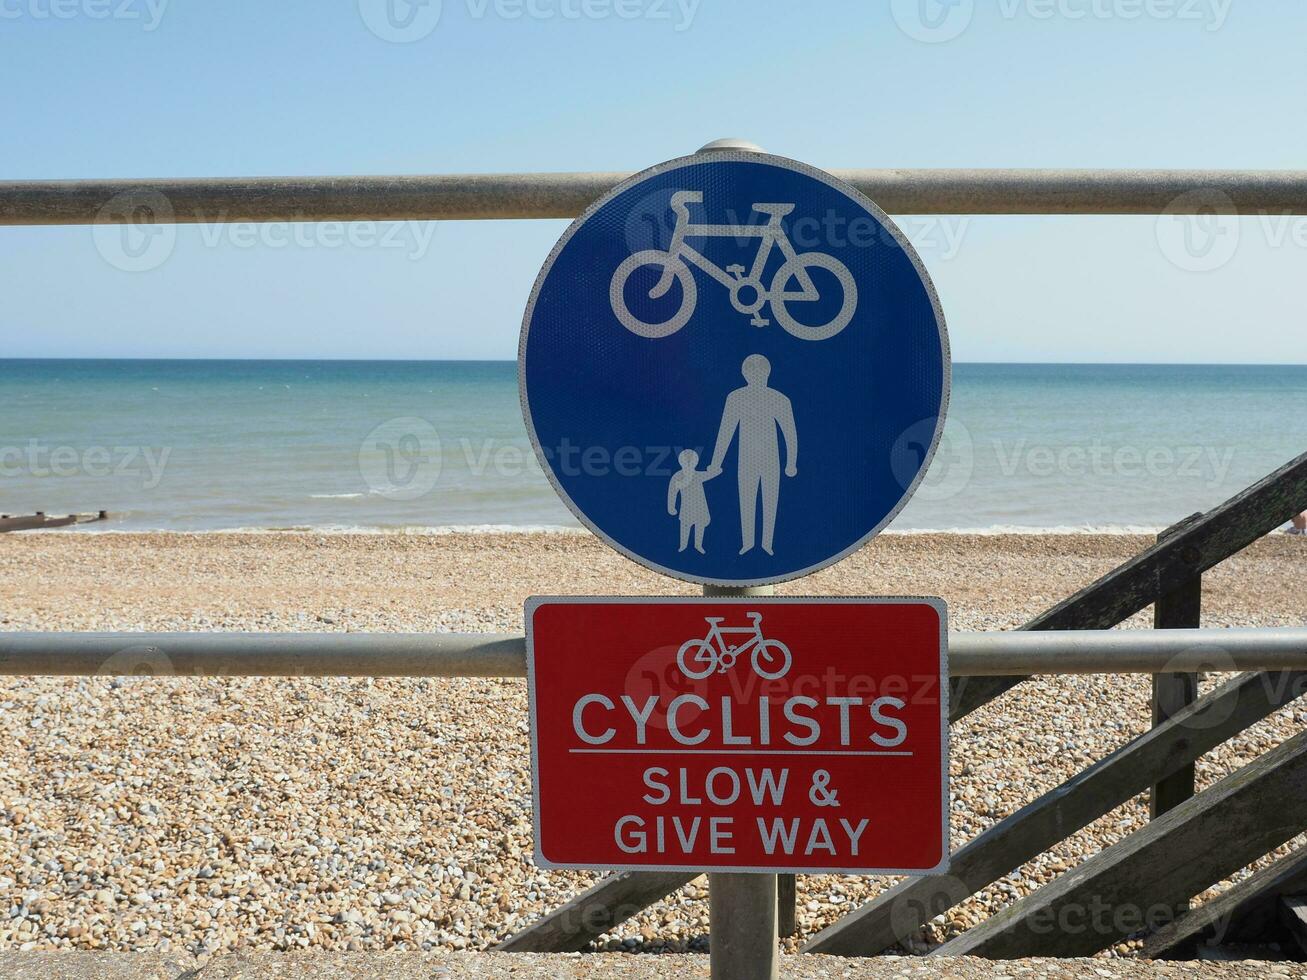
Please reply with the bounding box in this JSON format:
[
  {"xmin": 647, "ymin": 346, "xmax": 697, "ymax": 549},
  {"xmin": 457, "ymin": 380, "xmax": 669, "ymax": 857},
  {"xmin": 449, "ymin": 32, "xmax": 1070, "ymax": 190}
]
[
  {"xmin": 2, "ymin": 627, "xmax": 1306, "ymax": 677},
  {"xmin": 4, "ymin": 169, "xmax": 1307, "ymax": 224},
  {"xmin": 6, "ymin": 161, "xmax": 1307, "ymax": 963}
]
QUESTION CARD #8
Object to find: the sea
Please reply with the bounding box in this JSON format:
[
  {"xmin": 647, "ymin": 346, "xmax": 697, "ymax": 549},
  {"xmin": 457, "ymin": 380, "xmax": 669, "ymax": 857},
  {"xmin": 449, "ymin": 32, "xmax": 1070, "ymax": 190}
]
[{"xmin": 2, "ymin": 359, "xmax": 1306, "ymax": 535}]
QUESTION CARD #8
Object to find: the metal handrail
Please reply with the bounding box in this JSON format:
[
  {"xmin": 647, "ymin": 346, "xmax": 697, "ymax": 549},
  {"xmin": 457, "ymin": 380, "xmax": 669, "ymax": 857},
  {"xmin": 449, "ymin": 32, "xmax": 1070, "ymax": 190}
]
[
  {"xmin": 4, "ymin": 169, "xmax": 1307, "ymax": 224},
  {"xmin": 2, "ymin": 627, "xmax": 1305, "ymax": 677}
]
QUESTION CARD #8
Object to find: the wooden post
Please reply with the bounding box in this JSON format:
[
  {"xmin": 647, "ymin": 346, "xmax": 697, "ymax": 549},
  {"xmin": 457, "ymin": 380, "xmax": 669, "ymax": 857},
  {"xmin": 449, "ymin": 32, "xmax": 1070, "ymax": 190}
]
[
  {"xmin": 704, "ymin": 582, "xmax": 778, "ymax": 980},
  {"xmin": 777, "ymin": 874, "xmax": 797, "ymax": 937},
  {"xmin": 1151, "ymin": 520, "xmax": 1201, "ymax": 823},
  {"xmin": 1150, "ymin": 580, "xmax": 1200, "ymax": 818},
  {"xmin": 710, "ymin": 874, "xmax": 778, "ymax": 980}
]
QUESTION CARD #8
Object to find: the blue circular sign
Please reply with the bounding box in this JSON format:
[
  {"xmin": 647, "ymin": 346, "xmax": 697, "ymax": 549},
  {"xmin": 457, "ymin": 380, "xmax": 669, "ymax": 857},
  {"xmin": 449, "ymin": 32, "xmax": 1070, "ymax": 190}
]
[{"xmin": 521, "ymin": 151, "xmax": 949, "ymax": 586}]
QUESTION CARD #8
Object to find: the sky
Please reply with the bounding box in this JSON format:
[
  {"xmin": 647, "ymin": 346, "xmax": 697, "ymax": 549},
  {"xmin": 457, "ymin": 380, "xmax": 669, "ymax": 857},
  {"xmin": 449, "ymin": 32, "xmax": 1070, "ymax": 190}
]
[{"xmin": 1, "ymin": 0, "xmax": 1305, "ymax": 362}]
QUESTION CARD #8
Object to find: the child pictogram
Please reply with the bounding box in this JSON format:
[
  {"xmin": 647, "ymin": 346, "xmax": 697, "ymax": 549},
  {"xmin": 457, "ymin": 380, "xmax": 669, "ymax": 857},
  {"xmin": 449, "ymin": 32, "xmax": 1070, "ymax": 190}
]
[{"xmin": 667, "ymin": 449, "xmax": 715, "ymax": 553}]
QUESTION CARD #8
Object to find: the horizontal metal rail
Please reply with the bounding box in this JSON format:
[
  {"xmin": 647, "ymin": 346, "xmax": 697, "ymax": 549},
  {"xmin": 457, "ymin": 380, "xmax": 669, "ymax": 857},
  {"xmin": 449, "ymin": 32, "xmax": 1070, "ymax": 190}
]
[
  {"xmin": 4, "ymin": 170, "xmax": 1307, "ymax": 224},
  {"xmin": 1, "ymin": 627, "xmax": 1305, "ymax": 678}
]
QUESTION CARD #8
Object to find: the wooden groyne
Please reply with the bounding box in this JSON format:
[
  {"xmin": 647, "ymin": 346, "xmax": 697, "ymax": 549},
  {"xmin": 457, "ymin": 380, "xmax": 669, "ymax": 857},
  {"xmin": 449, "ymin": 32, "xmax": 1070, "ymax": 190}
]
[{"xmin": 0, "ymin": 511, "xmax": 107, "ymax": 533}]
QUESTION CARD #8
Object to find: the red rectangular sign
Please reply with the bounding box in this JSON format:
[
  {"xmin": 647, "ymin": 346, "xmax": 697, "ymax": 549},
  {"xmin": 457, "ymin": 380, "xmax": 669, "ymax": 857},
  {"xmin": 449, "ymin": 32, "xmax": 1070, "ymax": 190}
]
[{"xmin": 526, "ymin": 597, "xmax": 948, "ymax": 874}]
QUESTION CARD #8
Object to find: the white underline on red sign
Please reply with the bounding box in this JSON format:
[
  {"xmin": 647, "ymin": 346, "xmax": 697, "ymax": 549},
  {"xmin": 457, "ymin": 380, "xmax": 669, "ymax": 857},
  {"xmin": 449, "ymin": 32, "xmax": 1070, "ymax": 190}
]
[{"xmin": 567, "ymin": 749, "xmax": 914, "ymax": 756}]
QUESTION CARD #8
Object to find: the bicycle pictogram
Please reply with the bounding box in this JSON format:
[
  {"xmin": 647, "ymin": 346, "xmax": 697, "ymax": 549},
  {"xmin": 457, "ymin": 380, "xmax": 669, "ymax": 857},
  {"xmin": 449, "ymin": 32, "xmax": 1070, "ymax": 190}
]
[
  {"xmin": 676, "ymin": 611, "xmax": 792, "ymax": 680},
  {"xmin": 610, "ymin": 191, "xmax": 858, "ymax": 342}
]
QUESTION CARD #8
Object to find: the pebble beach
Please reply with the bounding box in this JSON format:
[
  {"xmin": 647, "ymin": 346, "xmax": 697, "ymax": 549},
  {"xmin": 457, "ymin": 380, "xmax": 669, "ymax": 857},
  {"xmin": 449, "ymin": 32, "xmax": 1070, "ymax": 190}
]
[{"xmin": 0, "ymin": 530, "xmax": 1304, "ymax": 961}]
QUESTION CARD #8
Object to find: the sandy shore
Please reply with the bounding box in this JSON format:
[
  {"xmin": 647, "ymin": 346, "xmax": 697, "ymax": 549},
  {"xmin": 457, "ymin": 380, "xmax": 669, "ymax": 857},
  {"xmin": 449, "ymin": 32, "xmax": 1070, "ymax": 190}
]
[{"xmin": 0, "ymin": 531, "xmax": 1304, "ymax": 959}]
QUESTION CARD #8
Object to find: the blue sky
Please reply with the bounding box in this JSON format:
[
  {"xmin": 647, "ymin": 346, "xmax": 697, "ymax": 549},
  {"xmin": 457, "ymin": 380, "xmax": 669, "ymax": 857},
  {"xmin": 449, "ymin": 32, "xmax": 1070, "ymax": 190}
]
[{"xmin": 1, "ymin": 0, "xmax": 1304, "ymax": 362}]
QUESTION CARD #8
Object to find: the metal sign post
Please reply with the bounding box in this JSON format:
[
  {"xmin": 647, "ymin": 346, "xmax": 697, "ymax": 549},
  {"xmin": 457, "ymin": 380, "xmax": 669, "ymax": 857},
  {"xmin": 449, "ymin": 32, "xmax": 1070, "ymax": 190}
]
[
  {"xmin": 699, "ymin": 144, "xmax": 781, "ymax": 978},
  {"xmin": 519, "ymin": 139, "xmax": 951, "ymax": 978},
  {"xmin": 706, "ymin": 579, "xmax": 779, "ymax": 979}
]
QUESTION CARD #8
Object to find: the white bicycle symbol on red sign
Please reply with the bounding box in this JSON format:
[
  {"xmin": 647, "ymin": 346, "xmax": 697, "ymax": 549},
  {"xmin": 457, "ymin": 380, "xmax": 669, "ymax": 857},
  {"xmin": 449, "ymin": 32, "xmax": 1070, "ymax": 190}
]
[
  {"xmin": 610, "ymin": 191, "xmax": 858, "ymax": 342},
  {"xmin": 676, "ymin": 612, "xmax": 793, "ymax": 680}
]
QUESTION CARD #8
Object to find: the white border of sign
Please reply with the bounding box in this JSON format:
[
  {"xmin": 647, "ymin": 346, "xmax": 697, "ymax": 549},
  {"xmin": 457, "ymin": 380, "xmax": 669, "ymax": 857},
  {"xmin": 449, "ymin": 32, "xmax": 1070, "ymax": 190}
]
[
  {"xmin": 518, "ymin": 150, "xmax": 952, "ymax": 588},
  {"xmin": 525, "ymin": 595, "xmax": 950, "ymax": 876}
]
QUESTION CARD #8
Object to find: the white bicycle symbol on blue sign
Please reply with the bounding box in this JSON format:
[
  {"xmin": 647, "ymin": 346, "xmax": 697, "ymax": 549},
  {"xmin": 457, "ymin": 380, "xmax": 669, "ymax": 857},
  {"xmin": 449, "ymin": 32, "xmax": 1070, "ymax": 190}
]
[{"xmin": 610, "ymin": 191, "xmax": 858, "ymax": 341}]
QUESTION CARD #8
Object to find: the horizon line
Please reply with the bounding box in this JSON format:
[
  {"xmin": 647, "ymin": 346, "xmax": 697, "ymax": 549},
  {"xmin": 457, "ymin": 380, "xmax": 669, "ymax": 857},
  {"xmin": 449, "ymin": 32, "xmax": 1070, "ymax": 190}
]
[{"xmin": 1, "ymin": 357, "xmax": 1305, "ymax": 368}]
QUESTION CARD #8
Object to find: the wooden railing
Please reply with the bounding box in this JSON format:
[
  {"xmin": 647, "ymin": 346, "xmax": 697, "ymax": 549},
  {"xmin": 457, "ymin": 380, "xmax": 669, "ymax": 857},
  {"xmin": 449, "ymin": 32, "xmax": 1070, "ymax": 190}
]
[
  {"xmin": 502, "ymin": 450, "xmax": 1307, "ymax": 957},
  {"xmin": 813, "ymin": 451, "xmax": 1307, "ymax": 957}
]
